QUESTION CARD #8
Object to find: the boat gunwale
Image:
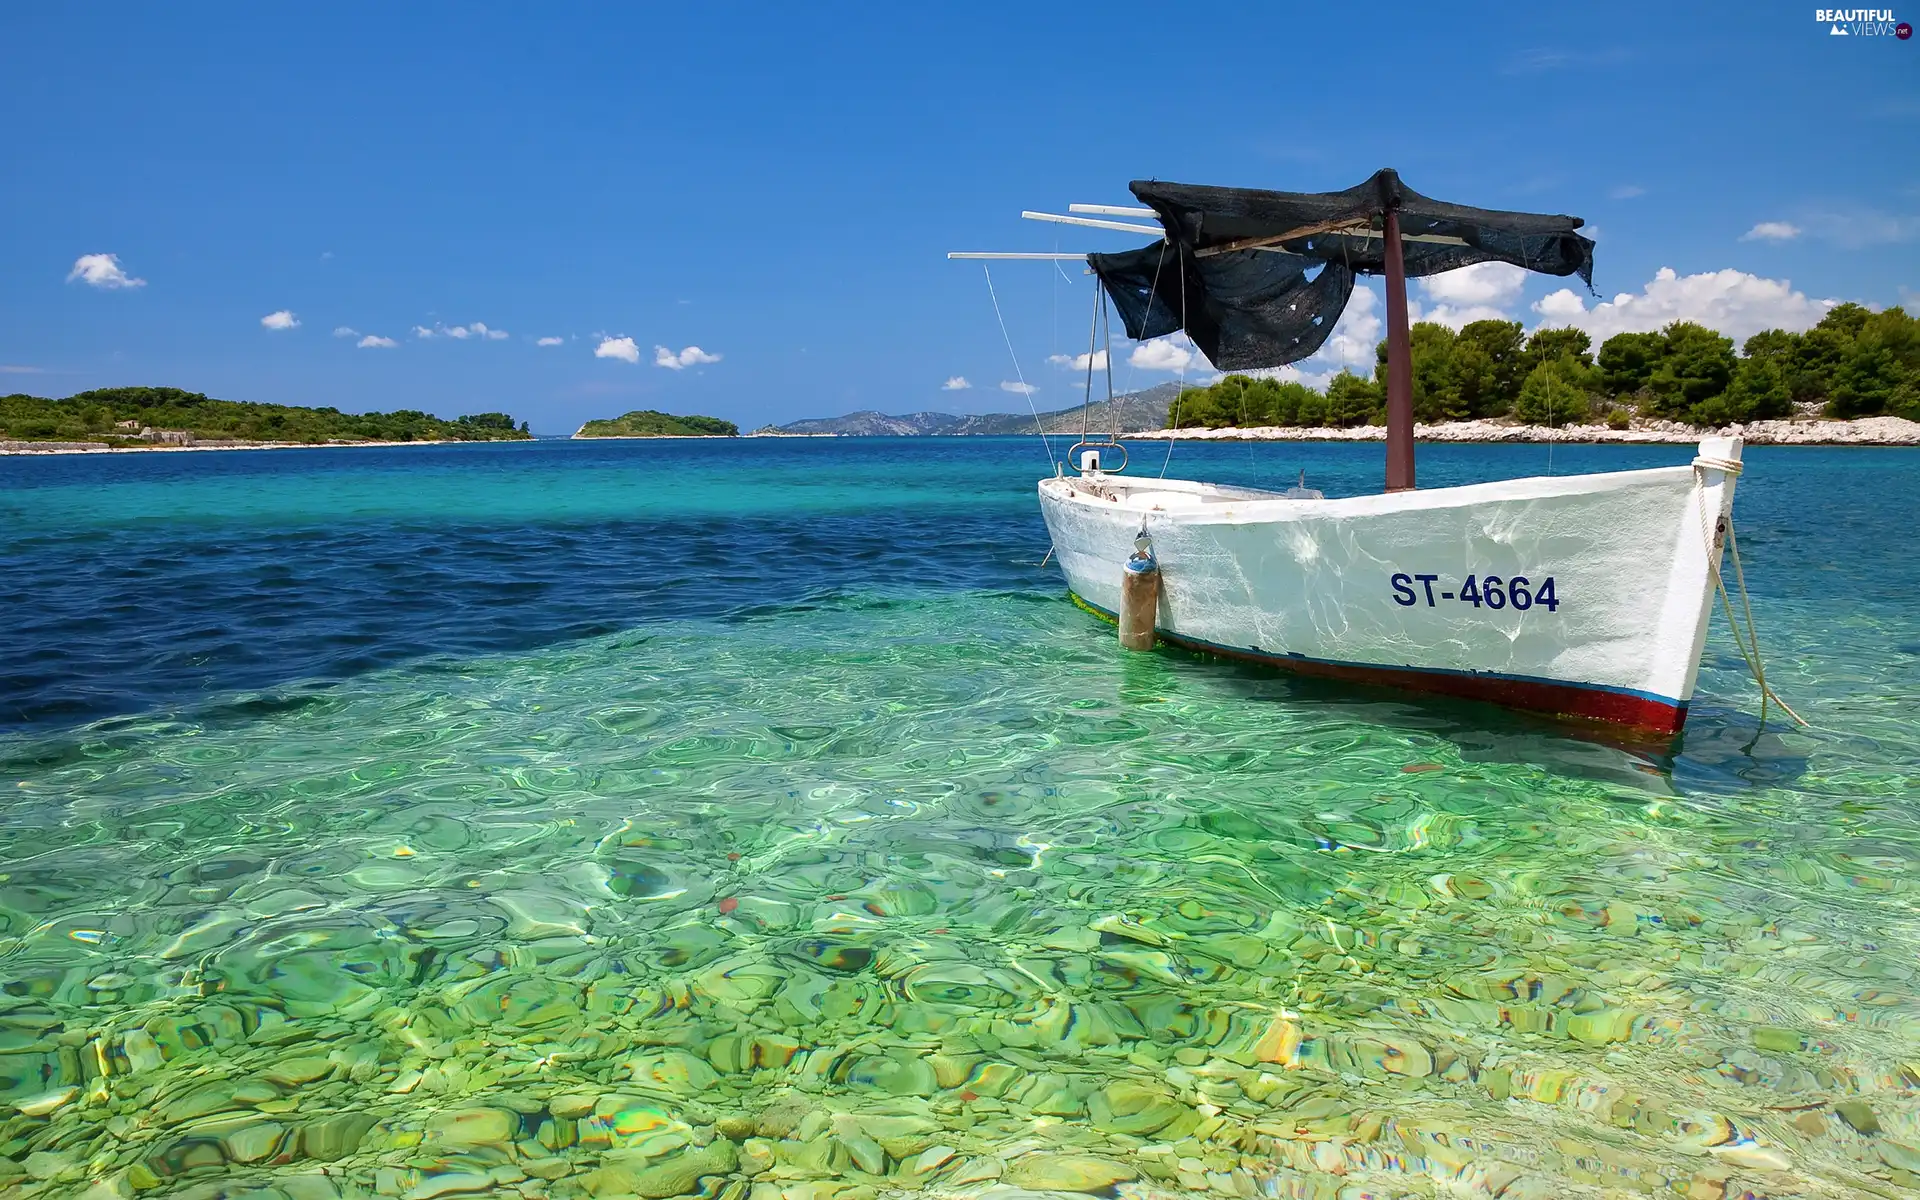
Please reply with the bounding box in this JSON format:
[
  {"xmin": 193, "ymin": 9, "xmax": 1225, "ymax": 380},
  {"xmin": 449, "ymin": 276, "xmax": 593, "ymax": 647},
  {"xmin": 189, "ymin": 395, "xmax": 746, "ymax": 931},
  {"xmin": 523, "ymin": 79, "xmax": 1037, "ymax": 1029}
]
[{"xmin": 1037, "ymin": 459, "xmax": 1708, "ymax": 525}]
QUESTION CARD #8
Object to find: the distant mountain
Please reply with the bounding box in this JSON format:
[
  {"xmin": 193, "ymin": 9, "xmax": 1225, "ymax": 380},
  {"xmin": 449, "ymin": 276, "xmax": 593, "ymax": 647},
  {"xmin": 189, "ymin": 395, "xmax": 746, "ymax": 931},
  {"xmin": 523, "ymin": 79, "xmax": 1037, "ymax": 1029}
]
[{"xmin": 760, "ymin": 382, "xmax": 1182, "ymax": 437}]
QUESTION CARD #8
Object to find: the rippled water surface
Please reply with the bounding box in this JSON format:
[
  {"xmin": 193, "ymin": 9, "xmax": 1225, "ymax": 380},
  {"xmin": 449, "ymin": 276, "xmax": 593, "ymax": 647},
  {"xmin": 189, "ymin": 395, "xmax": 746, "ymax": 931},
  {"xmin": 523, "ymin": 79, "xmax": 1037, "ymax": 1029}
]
[{"xmin": 3, "ymin": 437, "xmax": 1919, "ymax": 1200}]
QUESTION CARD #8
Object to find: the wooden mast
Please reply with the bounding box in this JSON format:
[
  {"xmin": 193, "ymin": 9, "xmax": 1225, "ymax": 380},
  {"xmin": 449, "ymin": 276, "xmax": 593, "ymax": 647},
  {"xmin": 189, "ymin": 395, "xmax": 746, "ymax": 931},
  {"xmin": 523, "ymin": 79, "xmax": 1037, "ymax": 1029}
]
[{"xmin": 1382, "ymin": 203, "xmax": 1415, "ymax": 492}]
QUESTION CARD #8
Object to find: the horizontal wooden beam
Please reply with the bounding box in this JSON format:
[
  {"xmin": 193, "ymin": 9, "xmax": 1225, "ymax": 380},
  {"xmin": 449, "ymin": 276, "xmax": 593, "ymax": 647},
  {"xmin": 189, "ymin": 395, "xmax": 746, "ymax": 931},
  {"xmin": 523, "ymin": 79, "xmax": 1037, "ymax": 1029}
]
[
  {"xmin": 1195, "ymin": 221, "xmax": 1468, "ymax": 258},
  {"xmin": 1069, "ymin": 203, "xmax": 1156, "ymax": 217}
]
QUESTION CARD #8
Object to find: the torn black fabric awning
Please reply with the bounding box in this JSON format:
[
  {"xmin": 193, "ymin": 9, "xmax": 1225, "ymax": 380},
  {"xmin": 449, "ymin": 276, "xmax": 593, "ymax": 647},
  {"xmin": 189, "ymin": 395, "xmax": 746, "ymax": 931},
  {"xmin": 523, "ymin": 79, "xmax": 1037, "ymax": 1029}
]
[{"xmin": 1088, "ymin": 168, "xmax": 1593, "ymax": 372}]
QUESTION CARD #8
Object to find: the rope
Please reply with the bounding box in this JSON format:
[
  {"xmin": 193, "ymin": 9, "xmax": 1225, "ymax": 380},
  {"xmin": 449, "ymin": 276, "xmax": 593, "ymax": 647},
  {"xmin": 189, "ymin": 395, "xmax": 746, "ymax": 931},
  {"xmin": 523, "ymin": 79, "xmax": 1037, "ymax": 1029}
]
[
  {"xmin": 1715, "ymin": 518, "xmax": 1808, "ymax": 727},
  {"xmin": 1111, "ymin": 242, "xmax": 1170, "ymax": 446},
  {"xmin": 1103, "ymin": 294, "xmax": 1119, "ymax": 445},
  {"xmin": 1692, "ymin": 455, "xmax": 1807, "ymax": 729},
  {"xmin": 983, "ymin": 264, "xmax": 1056, "ymax": 470},
  {"xmin": 1545, "ymin": 366, "xmax": 1555, "ymax": 476},
  {"xmin": 1081, "ymin": 281, "xmax": 1101, "ymax": 445},
  {"xmin": 1160, "ymin": 250, "xmax": 1189, "ymax": 479}
]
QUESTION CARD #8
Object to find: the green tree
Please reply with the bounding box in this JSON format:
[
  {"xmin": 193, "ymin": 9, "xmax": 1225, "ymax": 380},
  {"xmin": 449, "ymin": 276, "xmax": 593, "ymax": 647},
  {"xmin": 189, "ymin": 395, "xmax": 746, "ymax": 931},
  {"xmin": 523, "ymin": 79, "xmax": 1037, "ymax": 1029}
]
[
  {"xmin": 1720, "ymin": 354, "xmax": 1793, "ymax": 421},
  {"xmin": 1454, "ymin": 319, "xmax": 1526, "ymax": 416},
  {"xmin": 1375, "ymin": 322, "xmax": 1466, "ymax": 421},
  {"xmin": 1817, "ymin": 302, "xmax": 1874, "ymax": 341},
  {"xmin": 1596, "ymin": 331, "xmax": 1665, "ymax": 398},
  {"xmin": 1742, "ymin": 328, "xmax": 1800, "ymax": 363},
  {"xmin": 1821, "ymin": 307, "xmax": 1918, "ymax": 418},
  {"xmin": 1514, "ymin": 356, "xmax": 1600, "ymax": 426},
  {"xmin": 1646, "ymin": 322, "xmax": 1736, "ymax": 420},
  {"xmin": 1325, "ymin": 372, "xmax": 1382, "ymax": 425},
  {"xmin": 457, "ymin": 412, "xmax": 519, "ymax": 430},
  {"xmin": 1829, "ymin": 343, "xmax": 1905, "ymax": 417},
  {"xmin": 1523, "ymin": 327, "xmax": 1594, "ymax": 371}
]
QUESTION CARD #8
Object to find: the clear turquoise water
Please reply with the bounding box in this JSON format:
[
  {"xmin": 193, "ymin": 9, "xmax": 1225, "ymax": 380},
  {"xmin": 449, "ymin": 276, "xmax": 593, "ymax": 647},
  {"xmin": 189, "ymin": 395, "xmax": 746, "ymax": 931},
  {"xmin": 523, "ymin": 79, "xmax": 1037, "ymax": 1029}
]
[{"xmin": 2, "ymin": 437, "xmax": 1918, "ymax": 1199}]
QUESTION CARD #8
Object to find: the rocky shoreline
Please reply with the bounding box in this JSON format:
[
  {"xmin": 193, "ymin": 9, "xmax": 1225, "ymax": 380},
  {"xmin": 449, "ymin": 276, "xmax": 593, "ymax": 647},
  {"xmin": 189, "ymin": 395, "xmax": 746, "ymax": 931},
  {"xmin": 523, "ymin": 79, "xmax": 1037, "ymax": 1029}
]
[
  {"xmin": 0, "ymin": 438, "xmax": 483, "ymax": 455},
  {"xmin": 1127, "ymin": 415, "xmax": 1920, "ymax": 446}
]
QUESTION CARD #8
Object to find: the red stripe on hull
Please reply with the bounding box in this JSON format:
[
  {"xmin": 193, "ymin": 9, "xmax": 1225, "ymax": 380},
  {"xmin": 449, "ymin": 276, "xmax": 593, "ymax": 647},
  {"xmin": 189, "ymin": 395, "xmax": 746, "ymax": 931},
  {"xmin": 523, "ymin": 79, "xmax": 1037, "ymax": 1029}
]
[{"xmin": 1156, "ymin": 631, "xmax": 1689, "ymax": 733}]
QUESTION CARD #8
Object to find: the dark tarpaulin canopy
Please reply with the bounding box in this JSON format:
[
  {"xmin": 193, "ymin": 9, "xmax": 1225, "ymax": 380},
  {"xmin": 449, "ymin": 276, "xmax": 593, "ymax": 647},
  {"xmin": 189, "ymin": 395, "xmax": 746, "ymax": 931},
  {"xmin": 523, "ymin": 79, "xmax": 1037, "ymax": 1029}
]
[{"xmin": 1089, "ymin": 168, "xmax": 1594, "ymax": 372}]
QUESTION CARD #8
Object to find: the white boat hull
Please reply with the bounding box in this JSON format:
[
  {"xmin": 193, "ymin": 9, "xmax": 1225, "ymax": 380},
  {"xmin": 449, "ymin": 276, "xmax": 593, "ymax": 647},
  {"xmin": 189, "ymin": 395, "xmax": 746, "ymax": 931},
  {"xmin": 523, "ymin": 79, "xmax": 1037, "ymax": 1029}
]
[{"xmin": 1037, "ymin": 438, "xmax": 1742, "ymax": 732}]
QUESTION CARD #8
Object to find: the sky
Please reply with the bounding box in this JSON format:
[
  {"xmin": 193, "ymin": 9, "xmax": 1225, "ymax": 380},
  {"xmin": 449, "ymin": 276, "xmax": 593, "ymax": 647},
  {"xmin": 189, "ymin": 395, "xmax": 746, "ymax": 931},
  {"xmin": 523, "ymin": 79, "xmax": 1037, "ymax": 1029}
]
[{"xmin": 2, "ymin": 3, "xmax": 1915, "ymax": 434}]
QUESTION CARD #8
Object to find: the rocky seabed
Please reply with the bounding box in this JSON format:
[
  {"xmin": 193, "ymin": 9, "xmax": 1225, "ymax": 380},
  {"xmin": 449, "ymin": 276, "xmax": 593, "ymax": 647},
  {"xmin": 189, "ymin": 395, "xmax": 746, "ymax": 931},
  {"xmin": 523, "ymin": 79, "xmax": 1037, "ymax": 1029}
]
[{"xmin": 5, "ymin": 886, "xmax": 1919, "ymax": 1200}]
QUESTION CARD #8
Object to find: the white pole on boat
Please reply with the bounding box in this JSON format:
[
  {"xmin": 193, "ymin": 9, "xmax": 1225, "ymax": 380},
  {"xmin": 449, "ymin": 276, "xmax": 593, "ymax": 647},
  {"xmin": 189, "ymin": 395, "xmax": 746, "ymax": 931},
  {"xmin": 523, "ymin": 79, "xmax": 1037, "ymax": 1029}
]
[
  {"xmin": 1068, "ymin": 204, "xmax": 1156, "ymax": 217},
  {"xmin": 1020, "ymin": 211, "xmax": 1165, "ymax": 237},
  {"xmin": 946, "ymin": 252, "xmax": 1090, "ymax": 260}
]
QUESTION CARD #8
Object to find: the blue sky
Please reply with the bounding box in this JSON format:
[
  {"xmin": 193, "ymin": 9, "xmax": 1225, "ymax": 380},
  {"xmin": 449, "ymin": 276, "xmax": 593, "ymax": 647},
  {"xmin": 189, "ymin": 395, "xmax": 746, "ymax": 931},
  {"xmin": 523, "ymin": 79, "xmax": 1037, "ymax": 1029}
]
[{"xmin": 2, "ymin": 3, "xmax": 1914, "ymax": 433}]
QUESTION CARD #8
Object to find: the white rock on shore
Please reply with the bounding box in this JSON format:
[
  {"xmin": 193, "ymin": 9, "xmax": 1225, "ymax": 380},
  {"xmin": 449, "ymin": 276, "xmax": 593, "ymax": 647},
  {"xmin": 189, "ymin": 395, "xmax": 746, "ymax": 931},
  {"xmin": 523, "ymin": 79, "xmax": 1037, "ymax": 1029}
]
[{"xmin": 1127, "ymin": 415, "xmax": 1920, "ymax": 446}]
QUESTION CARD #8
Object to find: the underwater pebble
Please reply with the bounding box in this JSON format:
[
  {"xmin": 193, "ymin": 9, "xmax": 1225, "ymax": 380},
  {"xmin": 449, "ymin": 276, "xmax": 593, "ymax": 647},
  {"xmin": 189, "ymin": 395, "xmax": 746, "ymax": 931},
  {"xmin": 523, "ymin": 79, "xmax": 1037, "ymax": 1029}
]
[
  {"xmin": 427, "ymin": 1107, "xmax": 517, "ymax": 1147},
  {"xmin": 1835, "ymin": 1099, "xmax": 1881, "ymax": 1135},
  {"xmin": 1878, "ymin": 1140, "xmax": 1920, "ymax": 1173},
  {"xmin": 24, "ymin": 1151, "xmax": 74, "ymax": 1181},
  {"xmin": 1711, "ymin": 1142, "xmax": 1791, "ymax": 1171},
  {"xmin": 14, "ymin": 1086, "xmax": 79, "ymax": 1116},
  {"xmin": 588, "ymin": 1140, "xmax": 739, "ymax": 1198},
  {"xmin": 405, "ymin": 1173, "xmax": 495, "ymax": 1200},
  {"xmin": 1004, "ymin": 1154, "xmax": 1138, "ymax": 1192}
]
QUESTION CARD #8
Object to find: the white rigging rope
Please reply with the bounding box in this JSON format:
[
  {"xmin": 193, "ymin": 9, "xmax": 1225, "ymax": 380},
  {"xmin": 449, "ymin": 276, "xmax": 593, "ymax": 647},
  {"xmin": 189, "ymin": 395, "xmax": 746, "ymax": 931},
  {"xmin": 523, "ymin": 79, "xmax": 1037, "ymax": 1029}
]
[
  {"xmin": 983, "ymin": 264, "xmax": 1057, "ymax": 471},
  {"xmin": 1160, "ymin": 253, "xmax": 1189, "ymax": 479}
]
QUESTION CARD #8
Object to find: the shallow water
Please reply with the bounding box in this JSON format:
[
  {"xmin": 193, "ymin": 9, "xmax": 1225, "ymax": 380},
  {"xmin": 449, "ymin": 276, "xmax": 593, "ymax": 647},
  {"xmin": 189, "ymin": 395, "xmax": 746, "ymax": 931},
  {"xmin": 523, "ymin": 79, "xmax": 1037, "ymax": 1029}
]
[{"xmin": 3, "ymin": 437, "xmax": 1919, "ymax": 1199}]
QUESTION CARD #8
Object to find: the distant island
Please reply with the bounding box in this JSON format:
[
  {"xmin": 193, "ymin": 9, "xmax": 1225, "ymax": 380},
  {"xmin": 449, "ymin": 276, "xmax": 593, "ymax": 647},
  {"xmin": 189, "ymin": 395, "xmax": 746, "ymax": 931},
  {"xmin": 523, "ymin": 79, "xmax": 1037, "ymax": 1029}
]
[
  {"xmin": 757, "ymin": 382, "xmax": 1181, "ymax": 437},
  {"xmin": 574, "ymin": 410, "xmax": 740, "ymax": 438},
  {"xmin": 1, "ymin": 386, "xmax": 532, "ymax": 453}
]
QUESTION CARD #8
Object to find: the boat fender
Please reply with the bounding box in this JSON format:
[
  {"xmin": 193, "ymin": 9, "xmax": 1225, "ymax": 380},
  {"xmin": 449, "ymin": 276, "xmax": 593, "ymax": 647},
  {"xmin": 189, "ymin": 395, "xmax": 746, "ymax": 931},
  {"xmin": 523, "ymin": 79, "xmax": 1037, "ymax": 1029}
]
[{"xmin": 1119, "ymin": 531, "xmax": 1159, "ymax": 652}]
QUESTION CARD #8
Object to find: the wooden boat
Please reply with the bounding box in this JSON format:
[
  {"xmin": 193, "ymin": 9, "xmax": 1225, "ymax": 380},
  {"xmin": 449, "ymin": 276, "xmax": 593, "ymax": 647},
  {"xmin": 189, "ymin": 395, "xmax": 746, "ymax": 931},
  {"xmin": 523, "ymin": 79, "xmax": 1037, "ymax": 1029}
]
[
  {"xmin": 955, "ymin": 169, "xmax": 1743, "ymax": 732},
  {"xmin": 1037, "ymin": 437, "xmax": 1740, "ymax": 732}
]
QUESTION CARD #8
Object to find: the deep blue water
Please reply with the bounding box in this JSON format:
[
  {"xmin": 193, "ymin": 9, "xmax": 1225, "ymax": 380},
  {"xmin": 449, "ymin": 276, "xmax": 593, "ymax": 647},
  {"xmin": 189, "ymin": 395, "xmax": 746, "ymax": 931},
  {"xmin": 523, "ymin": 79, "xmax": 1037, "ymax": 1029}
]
[{"xmin": 3, "ymin": 436, "xmax": 1916, "ymax": 733}]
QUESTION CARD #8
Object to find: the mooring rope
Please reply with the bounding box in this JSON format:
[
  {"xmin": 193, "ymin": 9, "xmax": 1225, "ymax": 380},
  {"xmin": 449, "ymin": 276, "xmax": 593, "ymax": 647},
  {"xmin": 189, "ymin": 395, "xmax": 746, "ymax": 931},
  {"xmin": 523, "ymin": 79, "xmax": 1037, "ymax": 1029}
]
[
  {"xmin": 983, "ymin": 263, "xmax": 1057, "ymax": 471},
  {"xmin": 1694, "ymin": 455, "xmax": 1808, "ymax": 729},
  {"xmin": 1716, "ymin": 517, "xmax": 1808, "ymax": 728}
]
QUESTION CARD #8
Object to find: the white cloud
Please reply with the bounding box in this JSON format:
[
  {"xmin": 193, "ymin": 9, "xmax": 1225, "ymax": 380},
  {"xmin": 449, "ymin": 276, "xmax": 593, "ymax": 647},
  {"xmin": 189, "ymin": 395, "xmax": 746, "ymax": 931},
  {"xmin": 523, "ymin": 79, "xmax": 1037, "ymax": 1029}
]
[
  {"xmin": 1741, "ymin": 221, "xmax": 1801, "ymax": 243},
  {"xmin": 654, "ymin": 344, "xmax": 721, "ymax": 369},
  {"xmin": 1420, "ymin": 261, "xmax": 1527, "ymax": 308},
  {"xmin": 1129, "ymin": 336, "xmax": 1196, "ymax": 372},
  {"xmin": 941, "ymin": 376, "xmax": 972, "ymax": 390},
  {"xmin": 1531, "ymin": 267, "xmax": 1838, "ymax": 344},
  {"xmin": 416, "ymin": 321, "xmax": 509, "ymax": 340},
  {"xmin": 261, "ymin": 310, "xmax": 300, "ymax": 331},
  {"xmin": 595, "ymin": 336, "xmax": 642, "ymax": 364},
  {"xmin": 1313, "ymin": 286, "xmax": 1381, "ymax": 371},
  {"xmin": 333, "ymin": 326, "xmax": 358, "ymax": 338},
  {"xmin": 1412, "ymin": 262, "xmax": 1528, "ymax": 328},
  {"xmin": 1609, "ymin": 185, "xmax": 1647, "ymax": 200},
  {"xmin": 999, "ymin": 381, "xmax": 1038, "ymax": 395},
  {"xmin": 357, "ymin": 335, "xmax": 397, "ymax": 349},
  {"xmin": 1049, "ymin": 350, "xmax": 1109, "ymax": 371},
  {"xmin": 67, "ymin": 253, "xmax": 145, "ymax": 289},
  {"xmin": 536, "ymin": 336, "xmax": 565, "ymax": 347}
]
